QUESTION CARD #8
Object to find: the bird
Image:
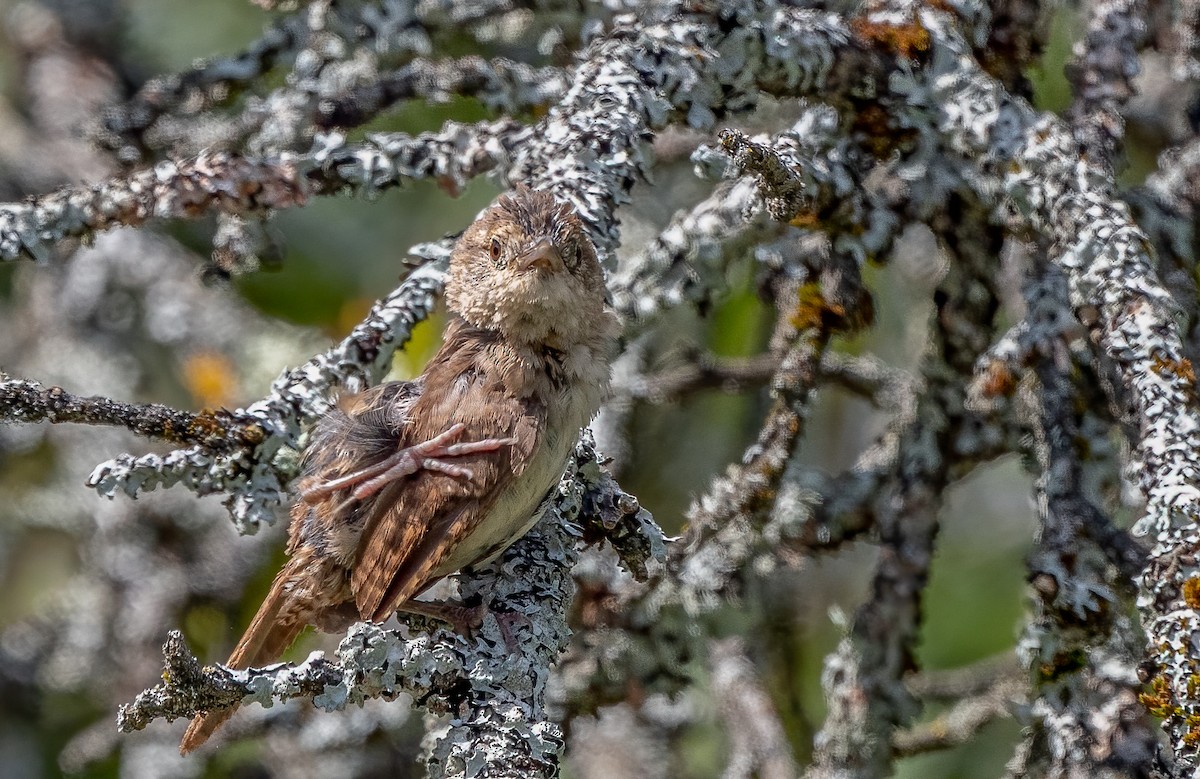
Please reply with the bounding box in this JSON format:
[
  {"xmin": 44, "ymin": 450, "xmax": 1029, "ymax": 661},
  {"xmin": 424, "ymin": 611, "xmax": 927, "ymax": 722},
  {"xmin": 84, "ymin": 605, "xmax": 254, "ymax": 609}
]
[{"xmin": 179, "ymin": 187, "xmax": 619, "ymax": 754}]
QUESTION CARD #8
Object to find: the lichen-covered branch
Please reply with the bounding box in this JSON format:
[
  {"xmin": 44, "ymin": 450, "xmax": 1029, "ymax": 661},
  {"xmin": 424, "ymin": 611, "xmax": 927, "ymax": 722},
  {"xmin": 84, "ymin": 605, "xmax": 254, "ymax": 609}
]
[
  {"xmin": 508, "ymin": 2, "xmax": 853, "ymax": 256},
  {"xmin": 0, "ymin": 120, "xmax": 524, "ymax": 262},
  {"xmin": 893, "ymin": 5, "xmax": 1200, "ymax": 766},
  {"xmin": 99, "ymin": 0, "xmax": 543, "ymax": 159},
  {"xmin": 998, "ymin": 259, "xmax": 1156, "ymax": 776},
  {"xmin": 893, "ymin": 676, "xmax": 1023, "ymax": 758},
  {"xmin": 314, "ymin": 57, "xmax": 568, "ymax": 131},
  {"xmin": 0, "ymin": 374, "xmax": 265, "ymax": 452},
  {"xmin": 1065, "ymin": 0, "xmax": 1147, "ymax": 164},
  {"xmin": 1129, "ymin": 138, "xmax": 1200, "ymax": 357}
]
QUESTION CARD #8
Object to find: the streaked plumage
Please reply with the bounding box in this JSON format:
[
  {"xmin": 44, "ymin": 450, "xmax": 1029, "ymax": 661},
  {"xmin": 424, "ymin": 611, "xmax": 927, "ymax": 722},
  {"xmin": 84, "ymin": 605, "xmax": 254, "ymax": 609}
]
[{"xmin": 180, "ymin": 188, "xmax": 618, "ymax": 753}]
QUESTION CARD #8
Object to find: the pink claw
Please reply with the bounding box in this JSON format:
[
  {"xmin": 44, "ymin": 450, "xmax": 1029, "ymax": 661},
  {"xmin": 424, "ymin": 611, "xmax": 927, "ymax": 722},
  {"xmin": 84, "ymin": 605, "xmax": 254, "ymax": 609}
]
[{"xmin": 301, "ymin": 424, "xmax": 517, "ymax": 504}]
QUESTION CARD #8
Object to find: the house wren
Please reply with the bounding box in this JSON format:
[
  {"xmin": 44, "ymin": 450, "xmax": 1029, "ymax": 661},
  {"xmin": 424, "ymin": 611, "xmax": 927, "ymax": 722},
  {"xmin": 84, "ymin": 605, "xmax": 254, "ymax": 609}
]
[{"xmin": 180, "ymin": 187, "xmax": 619, "ymax": 753}]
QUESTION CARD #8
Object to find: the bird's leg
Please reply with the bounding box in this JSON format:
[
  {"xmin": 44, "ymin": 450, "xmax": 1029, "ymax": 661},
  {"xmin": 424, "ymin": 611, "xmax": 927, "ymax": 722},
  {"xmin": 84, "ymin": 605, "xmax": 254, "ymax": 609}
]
[{"xmin": 301, "ymin": 423, "xmax": 517, "ymax": 504}]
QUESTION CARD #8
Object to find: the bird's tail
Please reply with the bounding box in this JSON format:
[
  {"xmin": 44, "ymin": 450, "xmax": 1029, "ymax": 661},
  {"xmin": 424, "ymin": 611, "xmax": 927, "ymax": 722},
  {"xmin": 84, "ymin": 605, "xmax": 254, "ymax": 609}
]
[{"xmin": 179, "ymin": 558, "xmax": 313, "ymax": 755}]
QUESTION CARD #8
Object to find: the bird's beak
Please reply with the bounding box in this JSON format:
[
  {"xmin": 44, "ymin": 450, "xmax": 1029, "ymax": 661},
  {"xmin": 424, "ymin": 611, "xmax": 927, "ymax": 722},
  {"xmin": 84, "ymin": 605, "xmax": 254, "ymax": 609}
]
[{"xmin": 517, "ymin": 237, "xmax": 565, "ymax": 273}]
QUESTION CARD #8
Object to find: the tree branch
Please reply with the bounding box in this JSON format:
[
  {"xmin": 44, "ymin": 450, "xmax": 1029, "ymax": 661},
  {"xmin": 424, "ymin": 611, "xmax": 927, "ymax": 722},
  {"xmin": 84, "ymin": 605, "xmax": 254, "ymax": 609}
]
[
  {"xmin": 710, "ymin": 637, "xmax": 798, "ymax": 779},
  {"xmin": 0, "ymin": 120, "xmax": 524, "ymax": 262},
  {"xmin": 0, "ymin": 375, "xmax": 265, "ymax": 452},
  {"xmin": 893, "ymin": 676, "xmax": 1023, "ymax": 758}
]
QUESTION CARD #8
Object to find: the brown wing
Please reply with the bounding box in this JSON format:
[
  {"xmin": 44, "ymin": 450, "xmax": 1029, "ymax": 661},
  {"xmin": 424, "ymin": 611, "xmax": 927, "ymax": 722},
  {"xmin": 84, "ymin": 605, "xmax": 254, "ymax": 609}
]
[
  {"xmin": 351, "ymin": 321, "xmax": 541, "ymax": 622},
  {"xmin": 287, "ymin": 379, "xmax": 422, "ymax": 559}
]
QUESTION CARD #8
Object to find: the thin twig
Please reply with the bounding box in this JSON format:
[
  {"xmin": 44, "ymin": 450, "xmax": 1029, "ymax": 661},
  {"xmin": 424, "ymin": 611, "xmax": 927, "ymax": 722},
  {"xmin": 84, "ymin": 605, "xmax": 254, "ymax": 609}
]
[{"xmin": 893, "ymin": 677, "xmax": 1023, "ymax": 758}]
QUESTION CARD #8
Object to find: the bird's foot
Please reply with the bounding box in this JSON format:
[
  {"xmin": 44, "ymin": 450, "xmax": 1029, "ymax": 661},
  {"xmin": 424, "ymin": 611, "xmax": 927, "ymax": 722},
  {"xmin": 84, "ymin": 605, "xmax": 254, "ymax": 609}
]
[
  {"xmin": 492, "ymin": 609, "xmax": 533, "ymax": 653},
  {"xmin": 401, "ymin": 598, "xmax": 529, "ymax": 653},
  {"xmin": 301, "ymin": 423, "xmax": 517, "ymax": 504},
  {"xmin": 402, "ymin": 599, "xmax": 487, "ymax": 636}
]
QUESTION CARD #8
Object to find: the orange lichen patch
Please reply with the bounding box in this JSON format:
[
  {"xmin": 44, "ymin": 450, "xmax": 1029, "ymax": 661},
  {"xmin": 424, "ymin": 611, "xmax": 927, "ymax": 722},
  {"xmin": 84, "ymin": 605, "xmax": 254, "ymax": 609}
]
[
  {"xmin": 185, "ymin": 412, "xmax": 222, "ymax": 438},
  {"xmin": 182, "ymin": 350, "xmax": 238, "ymax": 409},
  {"xmin": 1151, "ymin": 353, "xmax": 1196, "ymax": 385},
  {"xmin": 851, "ymin": 103, "xmax": 917, "ymax": 158},
  {"xmin": 789, "ymin": 211, "xmax": 820, "ymax": 228},
  {"xmin": 789, "ymin": 282, "xmax": 874, "ymax": 334},
  {"xmin": 184, "ymin": 409, "xmax": 265, "ymax": 447},
  {"xmin": 976, "ymin": 359, "xmax": 1018, "ymax": 398},
  {"xmin": 239, "ymin": 421, "xmax": 266, "ymax": 445},
  {"xmin": 1185, "ymin": 718, "xmax": 1200, "ymax": 747},
  {"xmin": 790, "ymin": 282, "xmax": 832, "ymax": 332},
  {"xmin": 1184, "ymin": 576, "xmax": 1200, "ymax": 610},
  {"xmin": 1139, "ymin": 676, "xmax": 1173, "ymax": 718},
  {"xmin": 850, "ymin": 14, "xmax": 931, "ymax": 60},
  {"xmin": 924, "ymin": 0, "xmax": 955, "ymax": 13}
]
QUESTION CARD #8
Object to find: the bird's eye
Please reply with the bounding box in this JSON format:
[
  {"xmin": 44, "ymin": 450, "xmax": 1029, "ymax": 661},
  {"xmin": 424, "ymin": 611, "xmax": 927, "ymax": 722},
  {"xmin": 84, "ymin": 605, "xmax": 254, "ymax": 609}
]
[{"xmin": 489, "ymin": 237, "xmax": 502, "ymax": 264}]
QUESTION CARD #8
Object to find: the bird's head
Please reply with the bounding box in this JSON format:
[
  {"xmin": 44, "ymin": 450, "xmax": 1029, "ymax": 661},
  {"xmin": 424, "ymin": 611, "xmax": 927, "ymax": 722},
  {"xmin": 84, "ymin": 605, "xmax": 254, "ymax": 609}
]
[{"xmin": 446, "ymin": 187, "xmax": 611, "ymax": 348}]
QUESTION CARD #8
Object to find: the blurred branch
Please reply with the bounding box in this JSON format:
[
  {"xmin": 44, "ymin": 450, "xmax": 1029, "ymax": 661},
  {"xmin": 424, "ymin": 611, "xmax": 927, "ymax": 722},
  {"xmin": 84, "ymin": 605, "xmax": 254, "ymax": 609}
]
[
  {"xmin": 709, "ymin": 637, "xmax": 798, "ymax": 779},
  {"xmin": 893, "ymin": 676, "xmax": 1024, "ymax": 758},
  {"xmin": 1065, "ymin": 0, "xmax": 1147, "ymax": 164},
  {"xmin": 818, "ymin": 352, "xmax": 910, "ymax": 404},
  {"xmin": 314, "ymin": 57, "xmax": 568, "ymax": 131},
  {"xmin": 621, "ymin": 350, "xmax": 902, "ymax": 405},
  {"xmin": 905, "ymin": 653, "xmax": 1022, "ymax": 701},
  {"xmin": 1166, "ymin": 0, "xmax": 1200, "ymax": 80},
  {"xmin": 101, "ymin": 12, "xmax": 297, "ymax": 154},
  {"xmin": 621, "ymin": 352, "xmax": 779, "ymax": 403},
  {"xmin": 99, "ymin": 0, "xmax": 542, "ymax": 159}
]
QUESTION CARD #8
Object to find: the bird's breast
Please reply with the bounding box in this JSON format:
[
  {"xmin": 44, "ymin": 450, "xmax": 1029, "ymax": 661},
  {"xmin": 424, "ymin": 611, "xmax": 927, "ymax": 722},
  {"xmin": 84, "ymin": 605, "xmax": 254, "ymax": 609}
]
[{"xmin": 433, "ymin": 365, "xmax": 605, "ymax": 576}]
